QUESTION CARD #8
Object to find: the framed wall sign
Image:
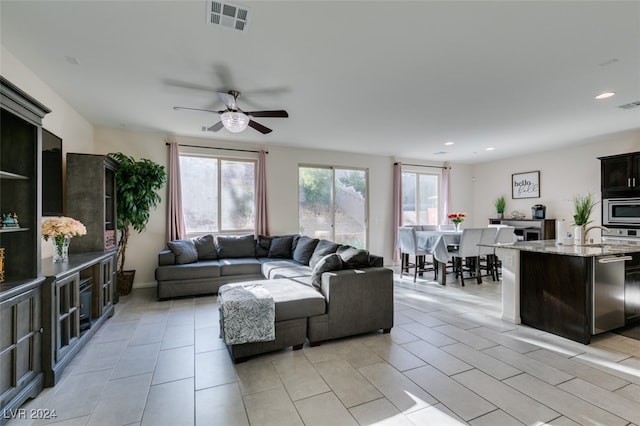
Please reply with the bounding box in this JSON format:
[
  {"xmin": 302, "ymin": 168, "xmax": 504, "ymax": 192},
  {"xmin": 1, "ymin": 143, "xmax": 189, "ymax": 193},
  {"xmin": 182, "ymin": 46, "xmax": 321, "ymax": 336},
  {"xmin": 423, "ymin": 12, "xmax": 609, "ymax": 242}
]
[{"xmin": 512, "ymin": 171, "xmax": 540, "ymax": 199}]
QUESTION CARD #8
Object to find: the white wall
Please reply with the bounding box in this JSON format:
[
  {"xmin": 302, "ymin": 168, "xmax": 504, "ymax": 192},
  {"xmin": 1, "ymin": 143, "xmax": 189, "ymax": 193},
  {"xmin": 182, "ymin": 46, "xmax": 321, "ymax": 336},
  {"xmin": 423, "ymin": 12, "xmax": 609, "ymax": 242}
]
[
  {"xmin": 1, "ymin": 45, "xmax": 95, "ymax": 258},
  {"xmin": 470, "ymin": 129, "xmax": 640, "ymax": 228}
]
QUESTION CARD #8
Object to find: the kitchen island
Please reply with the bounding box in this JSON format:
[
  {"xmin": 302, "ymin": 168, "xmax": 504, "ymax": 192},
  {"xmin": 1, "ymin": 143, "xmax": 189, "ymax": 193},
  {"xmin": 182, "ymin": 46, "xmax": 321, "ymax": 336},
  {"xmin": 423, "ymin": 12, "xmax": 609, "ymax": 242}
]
[{"xmin": 494, "ymin": 240, "xmax": 640, "ymax": 344}]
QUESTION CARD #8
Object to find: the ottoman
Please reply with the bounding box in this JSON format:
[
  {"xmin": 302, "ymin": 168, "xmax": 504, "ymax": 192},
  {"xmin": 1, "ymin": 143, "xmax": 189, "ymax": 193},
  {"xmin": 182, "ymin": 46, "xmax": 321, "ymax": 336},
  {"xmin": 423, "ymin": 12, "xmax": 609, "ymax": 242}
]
[{"xmin": 219, "ymin": 279, "xmax": 326, "ymax": 362}]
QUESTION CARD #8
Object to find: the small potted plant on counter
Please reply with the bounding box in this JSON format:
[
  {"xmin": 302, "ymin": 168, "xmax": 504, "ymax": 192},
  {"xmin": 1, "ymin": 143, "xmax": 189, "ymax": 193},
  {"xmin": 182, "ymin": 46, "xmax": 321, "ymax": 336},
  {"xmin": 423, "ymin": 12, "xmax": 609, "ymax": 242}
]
[
  {"xmin": 572, "ymin": 192, "xmax": 597, "ymax": 245},
  {"xmin": 494, "ymin": 195, "xmax": 506, "ymax": 219}
]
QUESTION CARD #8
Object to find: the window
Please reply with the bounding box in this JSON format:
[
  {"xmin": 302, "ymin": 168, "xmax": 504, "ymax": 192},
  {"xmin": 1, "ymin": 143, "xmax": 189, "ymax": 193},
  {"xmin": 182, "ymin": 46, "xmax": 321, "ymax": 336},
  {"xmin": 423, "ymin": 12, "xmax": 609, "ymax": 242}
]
[
  {"xmin": 402, "ymin": 171, "xmax": 439, "ymax": 225},
  {"xmin": 180, "ymin": 154, "xmax": 255, "ymax": 234},
  {"xmin": 299, "ymin": 165, "xmax": 368, "ymax": 248}
]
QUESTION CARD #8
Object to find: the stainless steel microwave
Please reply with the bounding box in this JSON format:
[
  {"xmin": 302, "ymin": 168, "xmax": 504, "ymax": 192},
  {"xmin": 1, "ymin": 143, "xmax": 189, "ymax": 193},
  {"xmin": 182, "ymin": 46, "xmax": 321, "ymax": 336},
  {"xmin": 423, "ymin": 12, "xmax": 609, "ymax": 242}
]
[{"xmin": 603, "ymin": 198, "xmax": 640, "ymax": 226}]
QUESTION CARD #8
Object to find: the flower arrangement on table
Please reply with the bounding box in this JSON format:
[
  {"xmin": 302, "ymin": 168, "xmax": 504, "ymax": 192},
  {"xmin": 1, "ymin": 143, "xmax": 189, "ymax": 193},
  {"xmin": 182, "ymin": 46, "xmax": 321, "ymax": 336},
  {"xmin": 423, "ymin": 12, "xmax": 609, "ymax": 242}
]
[
  {"xmin": 42, "ymin": 216, "xmax": 87, "ymax": 262},
  {"xmin": 447, "ymin": 212, "xmax": 466, "ymax": 231}
]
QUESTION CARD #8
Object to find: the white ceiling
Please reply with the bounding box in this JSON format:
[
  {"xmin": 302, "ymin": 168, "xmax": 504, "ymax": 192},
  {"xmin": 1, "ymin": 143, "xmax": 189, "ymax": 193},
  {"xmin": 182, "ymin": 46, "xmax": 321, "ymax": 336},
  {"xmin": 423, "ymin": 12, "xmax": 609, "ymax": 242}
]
[{"xmin": 1, "ymin": 1, "xmax": 639, "ymax": 164}]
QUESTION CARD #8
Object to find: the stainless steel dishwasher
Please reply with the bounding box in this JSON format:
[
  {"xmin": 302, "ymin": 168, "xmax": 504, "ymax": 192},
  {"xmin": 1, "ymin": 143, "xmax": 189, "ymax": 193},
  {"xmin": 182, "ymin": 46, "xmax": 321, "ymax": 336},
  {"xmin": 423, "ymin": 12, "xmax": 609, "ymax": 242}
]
[{"xmin": 592, "ymin": 255, "xmax": 632, "ymax": 334}]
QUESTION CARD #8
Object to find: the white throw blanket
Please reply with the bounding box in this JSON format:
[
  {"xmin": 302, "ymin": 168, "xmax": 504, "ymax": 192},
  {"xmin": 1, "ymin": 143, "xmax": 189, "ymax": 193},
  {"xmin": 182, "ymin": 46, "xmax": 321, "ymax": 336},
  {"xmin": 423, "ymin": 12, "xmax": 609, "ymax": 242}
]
[{"xmin": 218, "ymin": 283, "xmax": 276, "ymax": 345}]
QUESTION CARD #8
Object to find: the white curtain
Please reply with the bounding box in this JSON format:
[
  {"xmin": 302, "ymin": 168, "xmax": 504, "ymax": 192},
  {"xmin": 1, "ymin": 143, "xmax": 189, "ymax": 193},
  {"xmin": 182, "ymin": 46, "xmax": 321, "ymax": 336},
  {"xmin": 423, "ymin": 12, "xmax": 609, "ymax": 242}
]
[
  {"xmin": 254, "ymin": 150, "xmax": 269, "ymax": 236},
  {"xmin": 166, "ymin": 141, "xmax": 186, "ymax": 241},
  {"xmin": 440, "ymin": 163, "xmax": 451, "ymax": 225},
  {"xmin": 393, "ymin": 162, "xmax": 402, "ymax": 262}
]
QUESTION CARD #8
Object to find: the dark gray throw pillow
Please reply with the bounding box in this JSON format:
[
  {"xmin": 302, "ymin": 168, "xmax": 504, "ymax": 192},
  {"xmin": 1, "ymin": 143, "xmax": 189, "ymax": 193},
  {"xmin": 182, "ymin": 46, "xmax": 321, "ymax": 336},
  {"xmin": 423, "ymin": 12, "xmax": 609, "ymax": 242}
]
[
  {"xmin": 292, "ymin": 235, "xmax": 319, "ymax": 265},
  {"xmin": 337, "ymin": 246, "xmax": 370, "ymax": 269},
  {"xmin": 193, "ymin": 234, "xmax": 217, "ymax": 260},
  {"xmin": 268, "ymin": 235, "xmax": 295, "ymax": 258},
  {"xmin": 255, "ymin": 235, "xmax": 272, "ymax": 257},
  {"xmin": 311, "ymin": 253, "xmax": 343, "ymax": 289},
  {"xmin": 309, "ymin": 240, "xmax": 340, "ymax": 269},
  {"xmin": 167, "ymin": 239, "xmax": 198, "ymax": 264},
  {"xmin": 216, "ymin": 234, "xmax": 256, "ymax": 258}
]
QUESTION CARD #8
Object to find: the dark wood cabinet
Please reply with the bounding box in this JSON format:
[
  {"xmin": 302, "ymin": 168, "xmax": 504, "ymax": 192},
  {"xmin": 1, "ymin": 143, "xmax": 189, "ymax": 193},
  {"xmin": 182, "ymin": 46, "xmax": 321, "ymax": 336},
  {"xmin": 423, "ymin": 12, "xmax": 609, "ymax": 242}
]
[
  {"xmin": 520, "ymin": 251, "xmax": 592, "ymax": 344},
  {"xmin": 0, "ymin": 77, "xmax": 49, "ymax": 423},
  {"xmin": 66, "ymin": 153, "xmax": 118, "ymax": 253},
  {"xmin": 599, "ymin": 152, "xmax": 640, "ymax": 198},
  {"xmin": 488, "ymin": 218, "xmax": 555, "ymax": 241},
  {"xmin": 41, "ymin": 252, "xmax": 116, "ymax": 387}
]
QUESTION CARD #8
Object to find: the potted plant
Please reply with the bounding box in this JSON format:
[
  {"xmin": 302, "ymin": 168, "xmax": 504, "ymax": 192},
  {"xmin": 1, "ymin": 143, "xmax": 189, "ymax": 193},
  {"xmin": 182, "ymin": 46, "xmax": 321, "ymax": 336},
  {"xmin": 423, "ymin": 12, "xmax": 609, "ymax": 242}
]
[
  {"xmin": 109, "ymin": 152, "xmax": 166, "ymax": 295},
  {"xmin": 572, "ymin": 192, "xmax": 597, "ymax": 245},
  {"xmin": 494, "ymin": 195, "xmax": 506, "ymax": 219}
]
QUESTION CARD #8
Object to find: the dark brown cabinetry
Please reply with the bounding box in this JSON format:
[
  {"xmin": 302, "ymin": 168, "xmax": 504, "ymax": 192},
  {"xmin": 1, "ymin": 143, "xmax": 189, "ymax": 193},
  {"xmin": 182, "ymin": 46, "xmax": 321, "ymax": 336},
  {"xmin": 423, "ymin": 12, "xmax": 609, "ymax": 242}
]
[
  {"xmin": 599, "ymin": 152, "xmax": 640, "ymax": 198},
  {"xmin": 66, "ymin": 153, "xmax": 118, "ymax": 253},
  {"xmin": 41, "ymin": 252, "xmax": 116, "ymax": 387},
  {"xmin": 488, "ymin": 218, "xmax": 555, "ymax": 241},
  {"xmin": 520, "ymin": 251, "xmax": 592, "ymax": 344},
  {"xmin": 0, "ymin": 77, "xmax": 49, "ymax": 423}
]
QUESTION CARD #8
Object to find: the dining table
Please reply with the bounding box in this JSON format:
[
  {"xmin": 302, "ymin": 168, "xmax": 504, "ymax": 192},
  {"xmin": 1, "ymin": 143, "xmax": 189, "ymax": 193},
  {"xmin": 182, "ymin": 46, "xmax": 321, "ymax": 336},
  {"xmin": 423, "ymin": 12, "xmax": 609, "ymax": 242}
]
[{"xmin": 415, "ymin": 230, "xmax": 463, "ymax": 285}]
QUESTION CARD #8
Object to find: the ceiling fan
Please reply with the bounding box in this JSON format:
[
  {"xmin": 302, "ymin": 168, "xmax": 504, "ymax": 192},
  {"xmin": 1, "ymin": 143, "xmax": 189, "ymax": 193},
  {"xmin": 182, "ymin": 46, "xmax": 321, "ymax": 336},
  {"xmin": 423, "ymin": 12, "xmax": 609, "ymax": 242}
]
[{"xmin": 174, "ymin": 90, "xmax": 288, "ymax": 134}]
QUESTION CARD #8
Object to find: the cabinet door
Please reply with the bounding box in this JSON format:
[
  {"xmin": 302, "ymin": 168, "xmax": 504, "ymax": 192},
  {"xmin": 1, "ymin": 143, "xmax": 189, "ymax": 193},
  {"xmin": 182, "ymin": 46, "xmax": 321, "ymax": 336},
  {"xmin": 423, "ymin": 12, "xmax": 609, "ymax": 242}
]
[
  {"xmin": 55, "ymin": 273, "xmax": 80, "ymax": 362},
  {"xmin": 0, "ymin": 286, "xmax": 42, "ymax": 409},
  {"xmin": 100, "ymin": 256, "xmax": 114, "ymax": 313},
  {"xmin": 601, "ymin": 156, "xmax": 634, "ymax": 194}
]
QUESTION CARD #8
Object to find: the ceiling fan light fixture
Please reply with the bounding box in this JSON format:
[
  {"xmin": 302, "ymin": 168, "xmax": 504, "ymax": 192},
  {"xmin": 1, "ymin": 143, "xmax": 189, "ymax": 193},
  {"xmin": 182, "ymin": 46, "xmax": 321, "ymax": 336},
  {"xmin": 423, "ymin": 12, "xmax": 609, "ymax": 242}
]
[{"xmin": 220, "ymin": 111, "xmax": 249, "ymax": 133}]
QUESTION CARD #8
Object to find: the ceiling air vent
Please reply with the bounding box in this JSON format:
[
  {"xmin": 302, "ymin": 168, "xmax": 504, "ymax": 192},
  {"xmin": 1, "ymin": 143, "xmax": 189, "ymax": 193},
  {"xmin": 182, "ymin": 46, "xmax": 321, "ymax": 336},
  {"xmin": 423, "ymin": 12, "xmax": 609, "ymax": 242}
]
[
  {"xmin": 207, "ymin": 1, "xmax": 249, "ymax": 32},
  {"xmin": 618, "ymin": 100, "xmax": 640, "ymax": 110}
]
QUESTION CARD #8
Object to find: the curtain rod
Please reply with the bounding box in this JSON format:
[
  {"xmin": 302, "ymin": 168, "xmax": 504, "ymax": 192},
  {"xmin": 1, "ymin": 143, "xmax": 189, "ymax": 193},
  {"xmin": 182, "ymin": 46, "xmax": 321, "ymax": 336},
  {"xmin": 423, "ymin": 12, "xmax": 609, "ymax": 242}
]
[
  {"xmin": 166, "ymin": 143, "xmax": 267, "ymax": 154},
  {"xmin": 395, "ymin": 162, "xmax": 450, "ymax": 170}
]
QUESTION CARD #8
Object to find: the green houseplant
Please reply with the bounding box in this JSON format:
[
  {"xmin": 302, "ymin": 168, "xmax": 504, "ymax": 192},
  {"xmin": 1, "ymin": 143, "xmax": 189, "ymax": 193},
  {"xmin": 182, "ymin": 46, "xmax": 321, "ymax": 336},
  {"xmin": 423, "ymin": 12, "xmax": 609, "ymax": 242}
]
[
  {"xmin": 109, "ymin": 152, "xmax": 166, "ymax": 294},
  {"xmin": 572, "ymin": 192, "xmax": 597, "ymax": 244},
  {"xmin": 494, "ymin": 195, "xmax": 506, "ymax": 219}
]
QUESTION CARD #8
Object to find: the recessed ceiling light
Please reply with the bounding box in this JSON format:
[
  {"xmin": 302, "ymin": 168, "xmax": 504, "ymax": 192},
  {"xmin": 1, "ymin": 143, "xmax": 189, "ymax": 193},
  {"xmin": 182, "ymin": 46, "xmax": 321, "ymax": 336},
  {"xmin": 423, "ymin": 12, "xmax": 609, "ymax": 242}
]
[
  {"xmin": 595, "ymin": 92, "xmax": 615, "ymax": 100},
  {"xmin": 444, "ymin": 141, "xmax": 454, "ymax": 146},
  {"xmin": 485, "ymin": 147, "xmax": 495, "ymax": 151}
]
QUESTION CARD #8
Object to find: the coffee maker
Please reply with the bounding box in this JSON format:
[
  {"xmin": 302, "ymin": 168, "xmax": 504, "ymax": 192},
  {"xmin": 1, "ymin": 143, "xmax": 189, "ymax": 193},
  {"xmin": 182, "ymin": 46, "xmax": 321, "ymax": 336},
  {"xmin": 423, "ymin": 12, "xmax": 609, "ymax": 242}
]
[{"xmin": 531, "ymin": 204, "xmax": 546, "ymax": 219}]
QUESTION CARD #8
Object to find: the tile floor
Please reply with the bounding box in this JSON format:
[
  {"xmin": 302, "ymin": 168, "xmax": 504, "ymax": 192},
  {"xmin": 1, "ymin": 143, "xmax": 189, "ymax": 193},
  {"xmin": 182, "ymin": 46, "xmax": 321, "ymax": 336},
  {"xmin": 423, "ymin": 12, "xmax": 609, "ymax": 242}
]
[{"xmin": 6, "ymin": 270, "xmax": 640, "ymax": 426}]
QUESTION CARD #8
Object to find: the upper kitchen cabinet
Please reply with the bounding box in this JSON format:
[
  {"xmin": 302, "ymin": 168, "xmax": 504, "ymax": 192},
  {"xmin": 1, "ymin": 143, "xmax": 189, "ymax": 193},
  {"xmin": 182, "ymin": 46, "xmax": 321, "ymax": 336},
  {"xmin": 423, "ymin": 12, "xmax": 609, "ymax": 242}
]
[{"xmin": 600, "ymin": 152, "xmax": 640, "ymax": 198}]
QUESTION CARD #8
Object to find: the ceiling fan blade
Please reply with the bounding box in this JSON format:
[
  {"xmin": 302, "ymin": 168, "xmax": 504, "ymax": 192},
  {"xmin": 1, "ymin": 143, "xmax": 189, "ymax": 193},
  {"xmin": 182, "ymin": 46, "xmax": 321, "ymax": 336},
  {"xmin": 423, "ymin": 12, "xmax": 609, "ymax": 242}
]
[
  {"xmin": 246, "ymin": 110, "xmax": 289, "ymax": 118},
  {"xmin": 248, "ymin": 120, "xmax": 272, "ymax": 134},
  {"xmin": 174, "ymin": 106, "xmax": 223, "ymax": 114},
  {"xmin": 217, "ymin": 91, "xmax": 236, "ymax": 109},
  {"xmin": 207, "ymin": 121, "xmax": 224, "ymax": 132}
]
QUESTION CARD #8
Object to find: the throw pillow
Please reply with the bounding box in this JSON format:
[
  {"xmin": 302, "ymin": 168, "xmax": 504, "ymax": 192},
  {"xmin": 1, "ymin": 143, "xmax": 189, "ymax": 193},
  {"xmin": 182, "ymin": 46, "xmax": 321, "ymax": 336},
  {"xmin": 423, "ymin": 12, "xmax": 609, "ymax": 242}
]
[
  {"xmin": 216, "ymin": 234, "xmax": 256, "ymax": 258},
  {"xmin": 167, "ymin": 239, "xmax": 198, "ymax": 264},
  {"xmin": 309, "ymin": 240, "xmax": 340, "ymax": 269},
  {"xmin": 292, "ymin": 235, "xmax": 319, "ymax": 265},
  {"xmin": 311, "ymin": 253, "xmax": 343, "ymax": 289},
  {"xmin": 193, "ymin": 234, "xmax": 217, "ymax": 260},
  {"xmin": 268, "ymin": 235, "xmax": 295, "ymax": 258},
  {"xmin": 338, "ymin": 246, "xmax": 370, "ymax": 268},
  {"xmin": 255, "ymin": 235, "xmax": 272, "ymax": 257}
]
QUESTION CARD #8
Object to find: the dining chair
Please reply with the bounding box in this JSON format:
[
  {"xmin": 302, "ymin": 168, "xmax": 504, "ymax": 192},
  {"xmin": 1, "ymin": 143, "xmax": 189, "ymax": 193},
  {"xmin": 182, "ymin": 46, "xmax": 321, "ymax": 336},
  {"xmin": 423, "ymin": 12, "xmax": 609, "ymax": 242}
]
[
  {"xmin": 447, "ymin": 228, "xmax": 484, "ymax": 286},
  {"xmin": 493, "ymin": 226, "xmax": 515, "ymax": 279},
  {"xmin": 478, "ymin": 227, "xmax": 498, "ymax": 281},
  {"xmin": 398, "ymin": 226, "xmax": 434, "ymax": 282},
  {"xmin": 420, "ymin": 225, "xmax": 438, "ymax": 231}
]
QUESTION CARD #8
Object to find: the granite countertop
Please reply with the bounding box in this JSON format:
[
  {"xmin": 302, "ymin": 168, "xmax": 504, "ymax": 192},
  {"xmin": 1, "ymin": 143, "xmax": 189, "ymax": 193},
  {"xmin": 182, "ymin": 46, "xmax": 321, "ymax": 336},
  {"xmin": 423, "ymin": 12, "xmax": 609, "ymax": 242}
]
[{"xmin": 486, "ymin": 239, "xmax": 640, "ymax": 257}]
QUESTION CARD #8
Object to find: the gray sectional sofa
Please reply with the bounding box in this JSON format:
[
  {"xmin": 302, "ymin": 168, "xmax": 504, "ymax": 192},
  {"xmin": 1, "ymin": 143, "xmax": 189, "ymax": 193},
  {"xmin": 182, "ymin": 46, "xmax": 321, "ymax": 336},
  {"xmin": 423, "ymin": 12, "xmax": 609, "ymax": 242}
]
[{"xmin": 155, "ymin": 233, "xmax": 394, "ymax": 361}]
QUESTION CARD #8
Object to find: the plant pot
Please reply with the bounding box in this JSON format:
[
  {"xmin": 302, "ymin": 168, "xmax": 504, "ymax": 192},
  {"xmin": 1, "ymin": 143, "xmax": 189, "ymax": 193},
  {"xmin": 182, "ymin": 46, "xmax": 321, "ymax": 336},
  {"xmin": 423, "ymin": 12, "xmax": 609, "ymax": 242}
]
[{"xmin": 117, "ymin": 270, "xmax": 136, "ymax": 296}]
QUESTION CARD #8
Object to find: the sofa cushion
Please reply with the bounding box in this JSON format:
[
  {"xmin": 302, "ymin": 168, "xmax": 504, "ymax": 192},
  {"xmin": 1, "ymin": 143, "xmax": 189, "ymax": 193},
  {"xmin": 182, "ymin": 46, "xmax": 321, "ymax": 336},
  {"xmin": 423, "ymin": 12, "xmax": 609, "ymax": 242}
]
[
  {"xmin": 219, "ymin": 258, "xmax": 262, "ymax": 276},
  {"xmin": 261, "ymin": 260, "xmax": 301, "ymax": 279},
  {"xmin": 193, "ymin": 234, "xmax": 217, "ymax": 260},
  {"xmin": 270, "ymin": 265, "xmax": 313, "ymax": 280},
  {"xmin": 311, "ymin": 253, "xmax": 343, "ymax": 289},
  {"xmin": 216, "ymin": 234, "xmax": 256, "ymax": 258},
  {"xmin": 292, "ymin": 236, "xmax": 319, "ymax": 265},
  {"xmin": 268, "ymin": 235, "xmax": 295, "ymax": 258},
  {"xmin": 260, "ymin": 279, "xmax": 326, "ymax": 321},
  {"xmin": 155, "ymin": 260, "xmax": 221, "ymax": 281},
  {"xmin": 309, "ymin": 240, "xmax": 340, "ymax": 269},
  {"xmin": 167, "ymin": 239, "xmax": 198, "ymax": 264},
  {"xmin": 255, "ymin": 235, "xmax": 272, "ymax": 257},
  {"xmin": 337, "ymin": 246, "xmax": 370, "ymax": 269}
]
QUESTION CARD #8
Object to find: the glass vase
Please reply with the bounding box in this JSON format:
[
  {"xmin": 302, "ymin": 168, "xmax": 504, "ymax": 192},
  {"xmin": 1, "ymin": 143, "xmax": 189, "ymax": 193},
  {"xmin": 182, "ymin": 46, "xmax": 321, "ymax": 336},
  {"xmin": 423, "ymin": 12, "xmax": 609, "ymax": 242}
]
[
  {"xmin": 454, "ymin": 222, "xmax": 462, "ymax": 232},
  {"xmin": 53, "ymin": 237, "xmax": 70, "ymax": 263}
]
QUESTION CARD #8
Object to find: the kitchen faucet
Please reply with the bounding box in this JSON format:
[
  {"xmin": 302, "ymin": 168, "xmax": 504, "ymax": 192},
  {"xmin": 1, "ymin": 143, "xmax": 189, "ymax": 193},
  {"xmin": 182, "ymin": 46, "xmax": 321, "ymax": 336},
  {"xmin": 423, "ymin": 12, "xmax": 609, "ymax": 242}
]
[{"xmin": 584, "ymin": 225, "xmax": 611, "ymax": 243}]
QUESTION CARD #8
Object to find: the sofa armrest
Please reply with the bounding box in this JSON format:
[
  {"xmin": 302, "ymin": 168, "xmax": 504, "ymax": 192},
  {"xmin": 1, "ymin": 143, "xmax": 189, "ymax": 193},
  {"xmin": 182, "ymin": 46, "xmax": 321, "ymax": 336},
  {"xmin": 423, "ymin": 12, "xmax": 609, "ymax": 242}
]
[
  {"xmin": 158, "ymin": 249, "xmax": 175, "ymax": 266},
  {"xmin": 369, "ymin": 254, "xmax": 383, "ymax": 267},
  {"xmin": 312, "ymin": 267, "xmax": 393, "ymax": 341}
]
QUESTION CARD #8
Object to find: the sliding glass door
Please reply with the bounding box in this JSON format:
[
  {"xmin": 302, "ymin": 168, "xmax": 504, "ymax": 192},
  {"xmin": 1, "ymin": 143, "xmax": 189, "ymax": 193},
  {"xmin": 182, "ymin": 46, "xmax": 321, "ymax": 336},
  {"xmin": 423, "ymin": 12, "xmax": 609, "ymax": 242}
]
[{"xmin": 299, "ymin": 166, "xmax": 368, "ymax": 249}]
